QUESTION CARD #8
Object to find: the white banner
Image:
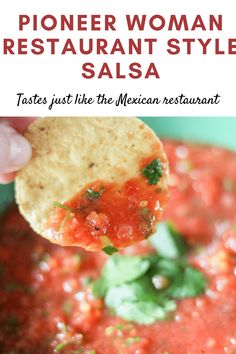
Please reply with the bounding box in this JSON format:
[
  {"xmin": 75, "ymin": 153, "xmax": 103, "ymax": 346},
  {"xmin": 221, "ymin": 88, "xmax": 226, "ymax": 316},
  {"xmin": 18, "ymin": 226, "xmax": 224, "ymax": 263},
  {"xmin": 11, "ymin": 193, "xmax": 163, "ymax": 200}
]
[{"xmin": 0, "ymin": 0, "xmax": 235, "ymax": 116}]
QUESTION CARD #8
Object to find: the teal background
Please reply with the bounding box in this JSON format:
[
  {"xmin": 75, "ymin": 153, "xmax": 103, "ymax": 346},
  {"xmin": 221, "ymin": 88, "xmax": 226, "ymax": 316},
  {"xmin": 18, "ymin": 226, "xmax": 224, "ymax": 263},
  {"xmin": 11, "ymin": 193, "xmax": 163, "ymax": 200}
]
[
  {"xmin": 142, "ymin": 117, "xmax": 236, "ymax": 151},
  {"xmin": 0, "ymin": 117, "xmax": 236, "ymax": 215},
  {"xmin": 0, "ymin": 183, "xmax": 15, "ymax": 216}
]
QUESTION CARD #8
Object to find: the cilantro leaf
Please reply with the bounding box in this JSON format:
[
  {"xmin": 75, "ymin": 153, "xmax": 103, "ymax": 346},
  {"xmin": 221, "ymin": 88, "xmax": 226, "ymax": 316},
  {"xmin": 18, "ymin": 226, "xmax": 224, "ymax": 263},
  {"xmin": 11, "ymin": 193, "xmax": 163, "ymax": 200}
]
[
  {"xmin": 86, "ymin": 187, "xmax": 106, "ymax": 201},
  {"xmin": 166, "ymin": 266, "xmax": 206, "ymax": 299},
  {"xmin": 105, "ymin": 284, "xmax": 137, "ymax": 309},
  {"xmin": 150, "ymin": 222, "xmax": 187, "ymax": 258},
  {"xmin": 102, "ymin": 245, "xmax": 119, "ymax": 256},
  {"xmin": 151, "ymin": 257, "xmax": 183, "ymax": 278},
  {"xmin": 86, "ymin": 189, "xmax": 101, "ymax": 200},
  {"xmin": 115, "ymin": 300, "xmax": 176, "ymax": 325},
  {"xmin": 100, "ymin": 255, "xmax": 151, "ymax": 285},
  {"xmin": 105, "ymin": 277, "xmax": 158, "ymax": 309},
  {"xmin": 142, "ymin": 159, "xmax": 163, "ymax": 185},
  {"xmin": 92, "ymin": 277, "xmax": 107, "ymax": 298},
  {"xmin": 92, "ymin": 255, "xmax": 150, "ymax": 297}
]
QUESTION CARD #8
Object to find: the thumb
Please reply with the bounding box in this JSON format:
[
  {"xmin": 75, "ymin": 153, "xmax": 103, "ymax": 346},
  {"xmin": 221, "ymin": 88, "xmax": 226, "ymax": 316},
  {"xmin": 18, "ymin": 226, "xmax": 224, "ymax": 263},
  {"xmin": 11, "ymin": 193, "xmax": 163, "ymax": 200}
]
[{"xmin": 0, "ymin": 123, "xmax": 32, "ymax": 173}]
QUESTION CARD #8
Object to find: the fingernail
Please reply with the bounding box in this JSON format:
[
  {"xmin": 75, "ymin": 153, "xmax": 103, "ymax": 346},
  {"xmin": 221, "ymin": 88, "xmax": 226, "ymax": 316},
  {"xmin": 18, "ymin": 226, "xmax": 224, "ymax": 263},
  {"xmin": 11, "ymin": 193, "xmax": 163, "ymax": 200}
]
[{"xmin": 0, "ymin": 124, "xmax": 32, "ymax": 173}]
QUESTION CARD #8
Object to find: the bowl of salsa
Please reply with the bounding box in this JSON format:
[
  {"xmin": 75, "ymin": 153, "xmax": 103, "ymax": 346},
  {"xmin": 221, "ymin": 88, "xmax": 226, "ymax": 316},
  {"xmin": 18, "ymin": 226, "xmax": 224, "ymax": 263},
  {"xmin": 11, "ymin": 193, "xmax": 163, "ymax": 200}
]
[{"xmin": 1, "ymin": 117, "xmax": 236, "ymax": 354}]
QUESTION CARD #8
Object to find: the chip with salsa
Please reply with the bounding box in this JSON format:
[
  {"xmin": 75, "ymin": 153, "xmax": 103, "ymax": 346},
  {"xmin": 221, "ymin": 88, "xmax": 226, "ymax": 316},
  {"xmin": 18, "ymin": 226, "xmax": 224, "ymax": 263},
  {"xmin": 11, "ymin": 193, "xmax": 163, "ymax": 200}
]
[{"xmin": 15, "ymin": 117, "xmax": 168, "ymax": 251}]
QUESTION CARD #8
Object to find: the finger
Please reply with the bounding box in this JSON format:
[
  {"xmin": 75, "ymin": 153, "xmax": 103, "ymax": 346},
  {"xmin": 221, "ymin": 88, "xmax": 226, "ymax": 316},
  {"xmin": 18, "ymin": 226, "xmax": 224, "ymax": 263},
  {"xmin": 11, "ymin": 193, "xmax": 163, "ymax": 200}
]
[
  {"xmin": 0, "ymin": 172, "xmax": 16, "ymax": 184},
  {"xmin": 0, "ymin": 124, "xmax": 32, "ymax": 174},
  {"xmin": 0, "ymin": 117, "xmax": 36, "ymax": 133}
]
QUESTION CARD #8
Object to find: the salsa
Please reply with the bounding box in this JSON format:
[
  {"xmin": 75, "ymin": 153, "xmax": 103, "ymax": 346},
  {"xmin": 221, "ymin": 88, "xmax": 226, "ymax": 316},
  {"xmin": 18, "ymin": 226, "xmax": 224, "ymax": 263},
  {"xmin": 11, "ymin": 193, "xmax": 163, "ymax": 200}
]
[
  {"xmin": 45, "ymin": 157, "xmax": 168, "ymax": 251},
  {"xmin": 1, "ymin": 140, "xmax": 236, "ymax": 354}
]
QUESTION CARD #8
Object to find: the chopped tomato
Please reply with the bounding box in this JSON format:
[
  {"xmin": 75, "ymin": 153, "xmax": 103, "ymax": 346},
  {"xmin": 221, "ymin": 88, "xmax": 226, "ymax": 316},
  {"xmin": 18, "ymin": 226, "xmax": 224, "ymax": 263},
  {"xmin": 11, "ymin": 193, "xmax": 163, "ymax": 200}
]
[{"xmin": 45, "ymin": 162, "xmax": 168, "ymax": 251}]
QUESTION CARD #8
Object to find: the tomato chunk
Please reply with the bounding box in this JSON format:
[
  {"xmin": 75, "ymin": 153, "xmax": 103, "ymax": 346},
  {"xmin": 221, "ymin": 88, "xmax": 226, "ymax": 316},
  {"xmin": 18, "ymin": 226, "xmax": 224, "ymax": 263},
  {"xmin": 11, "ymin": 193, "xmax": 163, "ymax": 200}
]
[{"xmin": 45, "ymin": 174, "xmax": 168, "ymax": 251}]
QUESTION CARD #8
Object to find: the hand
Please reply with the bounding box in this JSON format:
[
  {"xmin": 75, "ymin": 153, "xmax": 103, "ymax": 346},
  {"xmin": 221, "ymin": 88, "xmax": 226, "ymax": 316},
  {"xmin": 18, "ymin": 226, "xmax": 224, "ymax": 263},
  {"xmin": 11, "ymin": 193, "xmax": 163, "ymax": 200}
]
[{"xmin": 0, "ymin": 117, "xmax": 36, "ymax": 184}]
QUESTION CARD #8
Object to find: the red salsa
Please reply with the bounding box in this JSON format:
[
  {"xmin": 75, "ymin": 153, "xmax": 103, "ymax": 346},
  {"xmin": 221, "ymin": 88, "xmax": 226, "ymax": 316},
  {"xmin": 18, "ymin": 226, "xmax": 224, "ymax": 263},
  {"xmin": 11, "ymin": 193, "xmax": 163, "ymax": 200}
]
[
  {"xmin": 1, "ymin": 140, "xmax": 236, "ymax": 354},
  {"xmin": 45, "ymin": 156, "xmax": 168, "ymax": 251}
]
